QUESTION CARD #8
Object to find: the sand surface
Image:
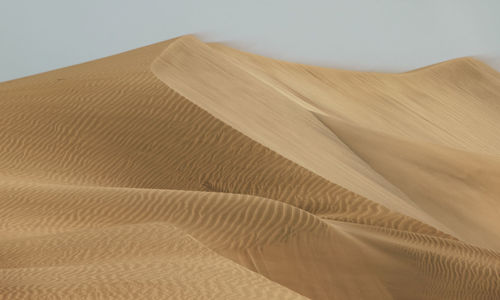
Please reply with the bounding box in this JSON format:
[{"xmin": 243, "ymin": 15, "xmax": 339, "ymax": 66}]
[{"xmin": 1, "ymin": 35, "xmax": 500, "ymax": 299}]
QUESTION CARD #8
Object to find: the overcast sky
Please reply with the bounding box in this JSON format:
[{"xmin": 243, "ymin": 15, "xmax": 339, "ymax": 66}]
[{"xmin": 1, "ymin": 0, "xmax": 499, "ymax": 82}]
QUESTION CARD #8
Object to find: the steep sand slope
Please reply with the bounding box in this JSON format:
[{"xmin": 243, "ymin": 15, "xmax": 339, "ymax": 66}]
[
  {"xmin": 153, "ymin": 36, "xmax": 500, "ymax": 250},
  {"xmin": 1, "ymin": 35, "xmax": 499, "ymax": 299},
  {"xmin": 152, "ymin": 36, "xmax": 433, "ymax": 228}
]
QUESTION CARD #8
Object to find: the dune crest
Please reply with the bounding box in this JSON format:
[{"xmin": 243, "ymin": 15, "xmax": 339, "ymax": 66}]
[{"xmin": 1, "ymin": 35, "xmax": 500, "ymax": 299}]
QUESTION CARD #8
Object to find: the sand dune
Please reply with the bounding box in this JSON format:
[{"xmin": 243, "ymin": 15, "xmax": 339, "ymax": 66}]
[{"xmin": 1, "ymin": 35, "xmax": 500, "ymax": 299}]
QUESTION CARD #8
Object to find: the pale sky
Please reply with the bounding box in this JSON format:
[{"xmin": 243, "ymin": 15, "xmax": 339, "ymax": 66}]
[{"xmin": 1, "ymin": 0, "xmax": 499, "ymax": 82}]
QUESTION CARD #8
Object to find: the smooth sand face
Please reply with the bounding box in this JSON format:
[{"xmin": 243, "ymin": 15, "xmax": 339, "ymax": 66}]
[{"xmin": 1, "ymin": 36, "xmax": 500, "ymax": 299}]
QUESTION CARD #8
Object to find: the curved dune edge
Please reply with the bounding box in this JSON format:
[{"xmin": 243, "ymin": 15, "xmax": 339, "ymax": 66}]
[
  {"xmin": 151, "ymin": 36, "xmax": 432, "ymax": 227},
  {"xmin": 1, "ymin": 35, "xmax": 500, "ymax": 299},
  {"xmin": 151, "ymin": 35, "xmax": 500, "ymax": 249}
]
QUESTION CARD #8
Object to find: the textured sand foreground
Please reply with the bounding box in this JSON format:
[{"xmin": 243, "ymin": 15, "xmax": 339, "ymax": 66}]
[{"xmin": 1, "ymin": 36, "xmax": 500, "ymax": 299}]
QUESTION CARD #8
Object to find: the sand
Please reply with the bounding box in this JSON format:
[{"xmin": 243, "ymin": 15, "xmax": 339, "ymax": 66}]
[{"xmin": 1, "ymin": 35, "xmax": 499, "ymax": 299}]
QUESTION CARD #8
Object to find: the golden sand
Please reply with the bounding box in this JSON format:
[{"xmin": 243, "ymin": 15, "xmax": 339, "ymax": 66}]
[{"xmin": 1, "ymin": 36, "xmax": 499, "ymax": 299}]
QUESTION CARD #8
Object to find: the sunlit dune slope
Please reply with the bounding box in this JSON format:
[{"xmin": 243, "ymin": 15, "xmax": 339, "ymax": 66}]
[
  {"xmin": 1, "ymin": 35, "xmax": 500, "ymax": 299},
  {"xmin": 153, "ymin": 36, "xmax": 500, "ymax": 250}
]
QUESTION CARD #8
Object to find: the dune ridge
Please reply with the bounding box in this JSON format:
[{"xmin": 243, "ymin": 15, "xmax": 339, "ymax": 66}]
[{"xmin": 1, "ymin": 35, "xmax": 500, "ymax": 299}]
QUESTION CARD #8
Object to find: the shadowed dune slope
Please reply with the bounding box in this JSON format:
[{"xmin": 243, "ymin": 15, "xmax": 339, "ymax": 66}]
[{"xmin": 1, "ymin": 35, "xmax": 500, "ymax": 299}]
